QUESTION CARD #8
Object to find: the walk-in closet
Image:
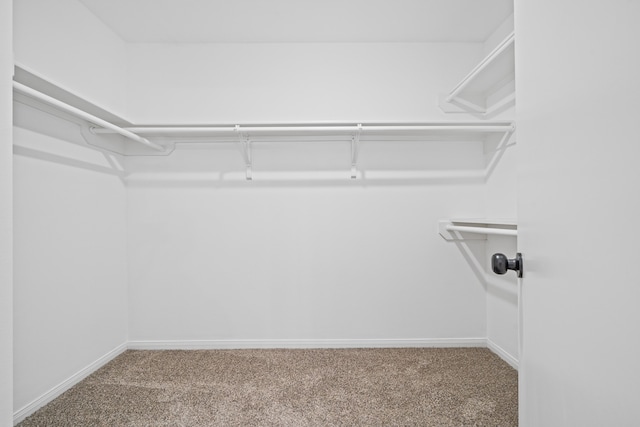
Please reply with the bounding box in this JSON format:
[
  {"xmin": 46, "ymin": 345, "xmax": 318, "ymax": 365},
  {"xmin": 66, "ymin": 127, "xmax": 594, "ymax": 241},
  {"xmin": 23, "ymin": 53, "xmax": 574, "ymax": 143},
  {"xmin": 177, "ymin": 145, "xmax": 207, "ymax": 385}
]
[{"xmin": 1, "ymin": 1, "xmax": 639, "ymax": 426}]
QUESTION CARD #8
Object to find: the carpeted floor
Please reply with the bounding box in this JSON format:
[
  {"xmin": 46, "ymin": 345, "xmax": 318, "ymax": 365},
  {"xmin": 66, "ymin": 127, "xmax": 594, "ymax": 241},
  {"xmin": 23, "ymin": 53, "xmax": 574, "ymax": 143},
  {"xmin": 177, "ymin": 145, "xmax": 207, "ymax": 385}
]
[{"xmin": 18, "ymin": 348, "xmax": 517, "ymax": 426}]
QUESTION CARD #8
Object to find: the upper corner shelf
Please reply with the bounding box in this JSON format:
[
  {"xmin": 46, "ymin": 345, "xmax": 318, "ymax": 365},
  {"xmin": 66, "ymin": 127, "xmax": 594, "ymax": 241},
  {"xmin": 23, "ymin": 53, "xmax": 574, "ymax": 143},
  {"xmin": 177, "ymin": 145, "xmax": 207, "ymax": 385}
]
[
  {"xmin": 440, "ymin": 32, "xmax": 515, "ymax": 118},
  {"xmin": 438, "ymin": 218, "xmax": 517, "ymax": 240}
]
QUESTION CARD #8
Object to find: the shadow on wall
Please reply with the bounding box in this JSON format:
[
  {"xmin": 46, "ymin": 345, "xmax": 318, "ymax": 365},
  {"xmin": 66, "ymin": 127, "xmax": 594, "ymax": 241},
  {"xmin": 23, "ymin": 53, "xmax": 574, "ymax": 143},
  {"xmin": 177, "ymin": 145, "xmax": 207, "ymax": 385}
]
[
  {"xmin": 452, "ymin": 238, "xmax": 488, "ymax": 291},
  {"xmin": 122, "ymin": 137, "xmax": 501, "ymax": 188},
  {"xmin": 13, "ymin": 145, "xmax": 126, "ymax": 178}
]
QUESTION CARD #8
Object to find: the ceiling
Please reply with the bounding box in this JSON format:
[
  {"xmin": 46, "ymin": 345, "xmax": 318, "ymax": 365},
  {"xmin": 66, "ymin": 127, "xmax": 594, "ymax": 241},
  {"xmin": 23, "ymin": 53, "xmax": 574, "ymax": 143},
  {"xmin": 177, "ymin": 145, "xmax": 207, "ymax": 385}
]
[{"xmin": 78, "ymin": 0, "xmax": 513, "ymax": 43}]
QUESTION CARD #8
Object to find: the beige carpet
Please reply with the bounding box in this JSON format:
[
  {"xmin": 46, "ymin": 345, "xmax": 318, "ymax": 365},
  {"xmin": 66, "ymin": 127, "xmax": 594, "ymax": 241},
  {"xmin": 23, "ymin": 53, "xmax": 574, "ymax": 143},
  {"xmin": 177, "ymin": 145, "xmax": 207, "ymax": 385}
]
[{"xmin": 18, "ymin": 348, "xmax": 517, "ymax": 426}]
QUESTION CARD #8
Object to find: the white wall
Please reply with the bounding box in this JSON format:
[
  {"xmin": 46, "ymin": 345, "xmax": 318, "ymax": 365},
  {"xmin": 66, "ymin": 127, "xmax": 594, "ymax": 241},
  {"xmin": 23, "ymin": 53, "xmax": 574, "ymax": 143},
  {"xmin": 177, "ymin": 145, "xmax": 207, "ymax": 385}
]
[
  {"xmin": 479, "ymin": 11, "xmax": 518, "ymax": 366},
  {"xmin": 122, "ymin": 40, "xmax": 493, "ymax": 344},
  {"xmin": 485, "ymin": 235, "xmax": 518, "ymax": 364},
  {"xmin": 516, "ymin": 0, "xmax": 640, "ymax": 425},
  {"xmin": 484, "ymin": 13, "xmax": 514, "ymax": 54},
  {"xmin": 484, "ymin": 130, "xmax": 518, "ymax": 364},
  {"xmin": 12, "ymin": 103, "xmax": 128, "ymax": 415},
  {"xmin": 126, "ymin": 43, "xmax": 483, "ymax": 124},
  {"xmin": 126, "ymin": 140, "xmax": 488, "ymax": 344},
  {"xmin": 13, "ymin": 2, "xmax": 486, "ymax": 126},
  {"xmin": 1, "ymin": 0, "xmax": 13, "ymax": 424},
  {"xmin": 13, "ymin": 0, "xmax": 128, "ymax": 116}
]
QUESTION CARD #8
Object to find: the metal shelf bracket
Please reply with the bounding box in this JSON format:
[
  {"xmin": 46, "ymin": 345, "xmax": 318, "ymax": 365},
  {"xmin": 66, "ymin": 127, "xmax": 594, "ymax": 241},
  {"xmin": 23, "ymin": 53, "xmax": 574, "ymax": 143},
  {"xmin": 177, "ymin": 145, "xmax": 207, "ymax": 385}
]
[
  {"xmin": 351, "ymin": 124, "xmax": 362, "ymax": 179},
  {"xmin": 235, "ymin": 125, "xmax": 252, "ymax": 181}
]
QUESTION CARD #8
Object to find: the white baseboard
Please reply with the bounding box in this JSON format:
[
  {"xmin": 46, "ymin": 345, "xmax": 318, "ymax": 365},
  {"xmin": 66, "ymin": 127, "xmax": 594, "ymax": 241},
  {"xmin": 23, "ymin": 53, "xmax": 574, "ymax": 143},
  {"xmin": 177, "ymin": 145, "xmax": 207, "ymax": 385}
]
[
  {"xmin": 13, "ymin": 343, "xmax": 128, "ymax": 426},
  {"xmin": 487, "ymin": 339, "xmax": 519, "ymax": 370},
  {"xmin": 127, "ymin": 338, "xmax": 487, "ymax": 350}
]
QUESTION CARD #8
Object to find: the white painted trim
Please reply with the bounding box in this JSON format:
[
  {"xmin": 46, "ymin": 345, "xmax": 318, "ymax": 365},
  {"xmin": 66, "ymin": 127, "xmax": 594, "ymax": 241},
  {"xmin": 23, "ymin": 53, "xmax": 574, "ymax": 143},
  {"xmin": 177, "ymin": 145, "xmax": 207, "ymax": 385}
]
[
  {"xmin": 13, "ymin": 343, "xmax": 127, "ymax": 426},
  {"xmin": 127, "ymin": 338, "xmax": 487, "ymax": 350},
  {"xmin": 487, "ymin": 339, "xmax": 519, "ymax": 370}
]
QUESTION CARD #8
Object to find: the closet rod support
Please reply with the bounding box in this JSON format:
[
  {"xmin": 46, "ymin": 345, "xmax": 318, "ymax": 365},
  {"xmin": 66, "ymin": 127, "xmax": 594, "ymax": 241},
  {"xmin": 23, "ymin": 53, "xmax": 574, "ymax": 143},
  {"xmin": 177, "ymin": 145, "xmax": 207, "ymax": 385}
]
[
  {"xmin": 351, "ymin": 124, "xmax": 362, "ymax": 179},
  {"xmin": 235, "ymin": 125, "xmax": 252, "ymax": 181}
]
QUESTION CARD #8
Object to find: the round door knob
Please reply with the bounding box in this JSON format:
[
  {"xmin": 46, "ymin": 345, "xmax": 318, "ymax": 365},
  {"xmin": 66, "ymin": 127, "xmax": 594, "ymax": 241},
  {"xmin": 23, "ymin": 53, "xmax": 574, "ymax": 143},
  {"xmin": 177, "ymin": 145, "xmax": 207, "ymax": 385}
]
[{"xmin": 491, "ymin": 253, "xmax": 523, "ymax": 278}]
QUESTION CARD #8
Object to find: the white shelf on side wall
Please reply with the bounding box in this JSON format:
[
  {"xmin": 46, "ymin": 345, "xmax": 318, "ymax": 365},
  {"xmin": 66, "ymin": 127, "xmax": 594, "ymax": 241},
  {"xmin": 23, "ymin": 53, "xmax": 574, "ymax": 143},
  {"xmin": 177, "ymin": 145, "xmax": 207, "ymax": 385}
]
[
  {"xmin": 439, "ymin": 32, "xmax": 515, "ymax": 118},
  {"xmin": 438, "ymin": 218, "xmax": 517, "ymax": 240}
]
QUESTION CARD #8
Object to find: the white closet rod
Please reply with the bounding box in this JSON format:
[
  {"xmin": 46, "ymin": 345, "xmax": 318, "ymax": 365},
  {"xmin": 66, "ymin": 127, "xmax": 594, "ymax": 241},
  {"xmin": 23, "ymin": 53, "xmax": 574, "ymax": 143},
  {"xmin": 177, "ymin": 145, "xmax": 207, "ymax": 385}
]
[
  {"xmin": 12, "ymin": 81, "xmax": 165, "ymax": 152},
  {"xmin": 446, "ymin": 224, "xmax": 517, "ymax": 237},
  {"xmin": 91, "ymin": 124, "xmax": 515, "ymax": 134},
  {"xmin": 445, "ymin": 31, "xmax": 515, "ymax": 103}
]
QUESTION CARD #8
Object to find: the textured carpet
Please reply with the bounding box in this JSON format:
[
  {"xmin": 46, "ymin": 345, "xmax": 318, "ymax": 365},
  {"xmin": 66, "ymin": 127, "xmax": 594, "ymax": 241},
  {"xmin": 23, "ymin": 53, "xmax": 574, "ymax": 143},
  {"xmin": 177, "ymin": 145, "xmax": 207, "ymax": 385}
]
[{"xmin": 18, "ymin": 348, "xmax": 517, "ymax": 426}]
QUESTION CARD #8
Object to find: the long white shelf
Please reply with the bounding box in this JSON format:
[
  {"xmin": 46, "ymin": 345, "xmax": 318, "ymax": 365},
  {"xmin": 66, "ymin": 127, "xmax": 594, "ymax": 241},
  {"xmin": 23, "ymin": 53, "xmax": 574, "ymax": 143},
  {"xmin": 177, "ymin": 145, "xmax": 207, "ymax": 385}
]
[
  {"xmin": 14, "ymin": 78, "xmax": 514, "ymax": 145},
  {"xmin": 87, "ymin": 121, "xmax": 514, "ymax": 180},
  {"xmin": 440, "ymin": 32, "xmax": 515, "ymax": 117},
  {"xmin": 439, "ymin": 219, "xmax": 517, "ymax": 240},
  {"xmin": 13, "ymin": 75, "xmax": 516, "ymax": 180},
  {"xmin": 91, "ymin": 123, "xmax": 514, "ymax": 135},
  {"xmin": 13, "ymin": 81, "xmax": 165, "ymax": 152},
  {"xmin": 449, "ymin": 218, "xmax": 517, "ymax": 227}
]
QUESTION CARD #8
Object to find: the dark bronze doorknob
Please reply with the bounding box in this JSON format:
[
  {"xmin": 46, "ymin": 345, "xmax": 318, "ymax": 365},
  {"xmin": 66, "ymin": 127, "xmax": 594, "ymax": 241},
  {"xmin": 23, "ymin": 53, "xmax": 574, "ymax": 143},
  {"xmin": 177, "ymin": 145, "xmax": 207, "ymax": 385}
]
[{"xmin": 491, "ymin": 253, "xmax": 523, "ymax": 278}]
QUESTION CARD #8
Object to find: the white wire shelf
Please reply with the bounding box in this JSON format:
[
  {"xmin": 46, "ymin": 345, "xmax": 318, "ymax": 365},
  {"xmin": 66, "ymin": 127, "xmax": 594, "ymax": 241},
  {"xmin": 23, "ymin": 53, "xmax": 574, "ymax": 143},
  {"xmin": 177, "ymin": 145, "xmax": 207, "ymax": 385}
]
[
  {"xmin": 438, "ymin": 219, "xmax": 517, "ymax": 240},
  {"xmin": 440, "ymin": 31, "xmax": 515, "ymax": 117},
  {"xmin": 13, "ymin": 76, "xmax": 515, "ymax": 180}
]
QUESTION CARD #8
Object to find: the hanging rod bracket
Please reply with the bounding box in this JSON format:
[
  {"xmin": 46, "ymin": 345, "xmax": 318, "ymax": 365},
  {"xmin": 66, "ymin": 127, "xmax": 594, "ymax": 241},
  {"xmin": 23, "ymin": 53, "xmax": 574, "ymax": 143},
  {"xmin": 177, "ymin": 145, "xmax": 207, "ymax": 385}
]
[
  {"xmin": 350, "ymin": 124, "xmax": 362, "ymax": 179},
  {"xmin": 235, "ymin": 125, "xmax": 252, "ymax": 181}
]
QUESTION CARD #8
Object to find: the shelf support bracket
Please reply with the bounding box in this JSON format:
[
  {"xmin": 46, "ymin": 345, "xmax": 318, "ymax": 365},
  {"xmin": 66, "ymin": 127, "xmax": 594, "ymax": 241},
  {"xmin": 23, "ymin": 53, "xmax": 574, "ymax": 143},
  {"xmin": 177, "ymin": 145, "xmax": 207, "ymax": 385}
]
[
  {"xmin": 447, "ymin": 96, "xmax": 486, "ymax": 114},
  {"xmin": 485, "ymin": 127, "xmax": 515, "ymax": 178},
  {"xmin": 350, "ymin": 124, "xmax": 362, "ymax": 179},
  {"xmin": 235, "ymin": 125, "xmax": 252, "ymax": 181},
  {"xmin": 445, "ymin": 31, "xmax": 515, "ymax": 103}
]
